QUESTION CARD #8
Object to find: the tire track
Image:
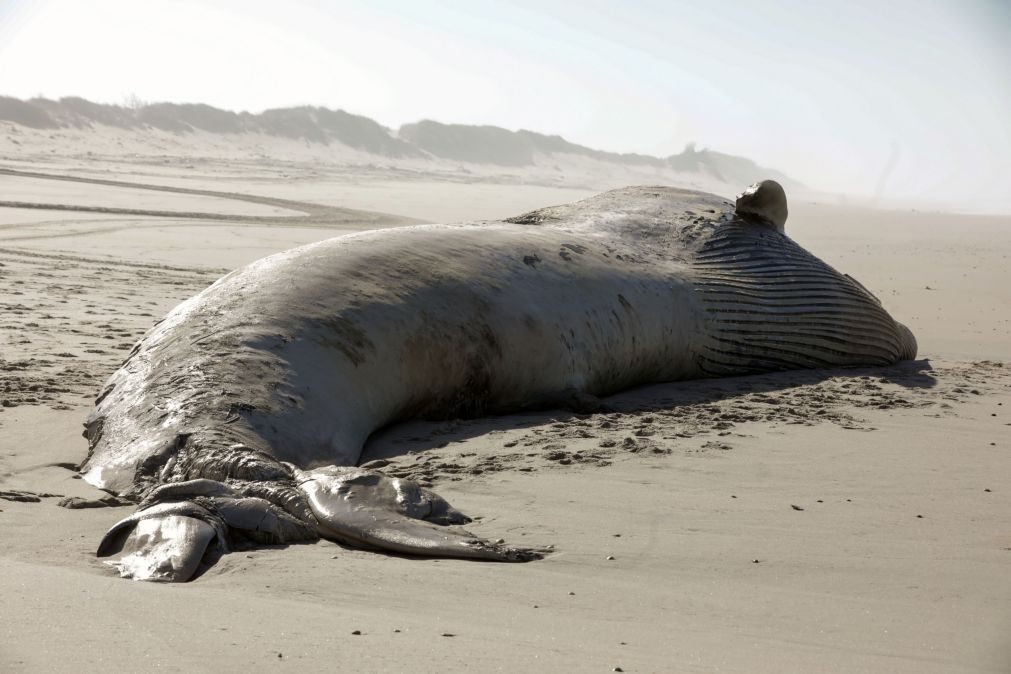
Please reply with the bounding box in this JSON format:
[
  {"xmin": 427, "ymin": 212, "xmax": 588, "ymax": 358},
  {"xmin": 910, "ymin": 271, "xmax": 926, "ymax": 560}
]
[
  {"xmin": 0, "ymin": 245, "xmax": 225, "ymax": 274},
  {"xmin": 0, "ymin": 167, "xmax": 418, "ymax": 227}
]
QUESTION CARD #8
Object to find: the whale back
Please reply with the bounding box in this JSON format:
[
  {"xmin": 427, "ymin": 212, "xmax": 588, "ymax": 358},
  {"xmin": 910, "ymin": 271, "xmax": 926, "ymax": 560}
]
[{"xmin": 505, "ymin": 185, "xmax": 735, "ymax": 259}]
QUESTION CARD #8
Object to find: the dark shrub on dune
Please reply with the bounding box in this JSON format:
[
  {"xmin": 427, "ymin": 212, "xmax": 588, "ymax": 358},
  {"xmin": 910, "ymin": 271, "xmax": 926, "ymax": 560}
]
[
  {"xmin": 399, "ymin": 120, "xmax": 535, "ymax": 166},
  {"xmin": 258, "ymin": 106, "xmax": 329, "ymax": 144},
  {"xmin": 518, "ymin": 129, "xmax": 665, "ymax": 168},
  {"xmin": 312, "ymin": 107, "xmax": 421, "ymax": 157},
  {"xmin": 57, "ymin": 97, "xmax": 138, "ymax": 128},
  {"xmin": 137, "ymin": 103, "xmax": 243, "ymax": 133},
  {"xmin": 0, "ymin": 97, "xmax": 57, "ymax": 128}
]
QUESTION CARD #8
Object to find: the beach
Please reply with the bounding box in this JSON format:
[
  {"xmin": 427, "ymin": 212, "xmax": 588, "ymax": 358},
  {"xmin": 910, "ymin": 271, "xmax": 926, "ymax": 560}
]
[{"xmin": 1, "ymin": 143, "xmax": 1009, "ymax": 673}]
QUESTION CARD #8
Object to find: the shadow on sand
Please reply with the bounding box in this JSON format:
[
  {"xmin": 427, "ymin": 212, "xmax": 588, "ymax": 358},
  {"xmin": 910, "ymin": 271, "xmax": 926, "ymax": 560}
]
[{"xmin": 361, "ymin": 359, "xmax": 938, "ymax": 464}]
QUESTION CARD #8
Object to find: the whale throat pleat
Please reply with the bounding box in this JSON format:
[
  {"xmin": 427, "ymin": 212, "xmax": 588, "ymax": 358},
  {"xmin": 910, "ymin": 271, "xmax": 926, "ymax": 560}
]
[{"xmin": 693, "ymin": 225, "xmax": 904, "ymax": 375}]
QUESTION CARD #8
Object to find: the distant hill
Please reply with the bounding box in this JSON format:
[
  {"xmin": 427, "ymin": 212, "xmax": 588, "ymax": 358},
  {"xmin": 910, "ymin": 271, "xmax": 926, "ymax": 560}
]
[
  {"xmin": 0, "ymin": 95, "xmax": 800, "ymax": 189},
  {"xmin": 398, "ymin": 121, "xmax": 668, "ymax": 168}
]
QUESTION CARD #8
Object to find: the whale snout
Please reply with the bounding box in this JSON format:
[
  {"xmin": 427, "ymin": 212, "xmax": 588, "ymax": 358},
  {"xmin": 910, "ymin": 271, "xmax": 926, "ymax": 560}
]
[{"xmin": 895, "ymin": 321, "xmax": 917, "ymax": 361}]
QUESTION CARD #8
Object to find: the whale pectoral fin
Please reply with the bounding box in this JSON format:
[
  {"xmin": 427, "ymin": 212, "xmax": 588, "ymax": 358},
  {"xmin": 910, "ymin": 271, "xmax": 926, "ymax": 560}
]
[
  {"xmin": 297, "ymin": 468, "xmax": 544, "ymax": 562},
  {"xmin": 99, "ymin": 514, "xmax": 219, "ymax": 582}
]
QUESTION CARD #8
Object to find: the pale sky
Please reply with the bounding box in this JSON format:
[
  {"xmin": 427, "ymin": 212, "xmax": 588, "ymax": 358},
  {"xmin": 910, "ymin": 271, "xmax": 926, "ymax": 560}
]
[{"xmin": 1, "ymin": 0, "xmax": 1008, "ymax": 210}]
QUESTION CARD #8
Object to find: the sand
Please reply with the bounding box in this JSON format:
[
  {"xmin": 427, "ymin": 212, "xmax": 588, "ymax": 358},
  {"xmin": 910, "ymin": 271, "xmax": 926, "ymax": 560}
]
[{"xmin": 1, "ymin": 148, "xmax": 1009, "ymax": 673}]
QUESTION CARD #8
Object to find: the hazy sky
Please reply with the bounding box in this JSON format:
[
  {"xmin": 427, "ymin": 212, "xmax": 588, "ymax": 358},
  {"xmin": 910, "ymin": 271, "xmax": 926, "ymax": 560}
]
[{"xmin": 1, "ymin": 0, "xmax": 1008, "ymax": 209}]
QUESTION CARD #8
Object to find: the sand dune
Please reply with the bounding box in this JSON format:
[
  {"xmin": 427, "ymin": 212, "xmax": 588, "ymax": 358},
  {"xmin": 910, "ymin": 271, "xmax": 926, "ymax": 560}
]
[
  {"xmin": 0, "ymin": 96, "xmax": 797, "ymax": 189},
  {"xmin": 0, "ymin": 148, "xmax": 1008, "ymax": 672}
]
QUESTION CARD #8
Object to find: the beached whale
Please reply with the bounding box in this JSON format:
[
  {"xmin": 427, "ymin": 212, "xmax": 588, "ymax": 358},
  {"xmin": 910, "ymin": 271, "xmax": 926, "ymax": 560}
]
[{"xmin": 75, "ymin": 181, "xmax": 916, "ymax": 581}]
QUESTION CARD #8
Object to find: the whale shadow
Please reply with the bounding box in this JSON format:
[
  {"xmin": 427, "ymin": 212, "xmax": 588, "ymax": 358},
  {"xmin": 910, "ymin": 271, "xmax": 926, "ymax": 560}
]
[{"xmin": 360, "ymin": 359, "xmax": 938, "ymax": 464}]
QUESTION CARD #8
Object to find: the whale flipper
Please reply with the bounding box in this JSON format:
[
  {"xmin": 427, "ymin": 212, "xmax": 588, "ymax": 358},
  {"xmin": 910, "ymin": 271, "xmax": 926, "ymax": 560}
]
[{"xmin": 297, "ymin": 467, "xmax": 543, "ymax": 562}]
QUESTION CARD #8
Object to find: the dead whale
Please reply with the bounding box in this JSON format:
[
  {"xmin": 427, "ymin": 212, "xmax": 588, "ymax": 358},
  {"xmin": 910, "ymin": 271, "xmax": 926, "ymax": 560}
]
[{"xmin": 76, "ymin": 181, "xmax": 917, "ymax": 581}]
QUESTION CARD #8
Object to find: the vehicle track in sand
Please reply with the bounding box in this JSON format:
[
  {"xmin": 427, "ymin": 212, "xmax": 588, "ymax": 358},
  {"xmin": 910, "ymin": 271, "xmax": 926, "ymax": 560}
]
[{"xmin": 0, "ymin": 167, "xmax": 418, "ymax": 228}]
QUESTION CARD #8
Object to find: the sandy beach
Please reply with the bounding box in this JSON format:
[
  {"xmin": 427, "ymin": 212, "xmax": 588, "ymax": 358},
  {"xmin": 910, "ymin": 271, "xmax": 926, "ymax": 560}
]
[{"xmin": 1, "ymin": 143, "xmax": 1009, "ymax": 673}]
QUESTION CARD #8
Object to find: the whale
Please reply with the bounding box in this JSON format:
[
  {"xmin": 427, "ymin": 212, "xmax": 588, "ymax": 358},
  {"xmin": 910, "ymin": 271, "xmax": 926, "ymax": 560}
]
[{"xmin": 74, "ymin": 181, "xmax": 917, "ymax": 581}]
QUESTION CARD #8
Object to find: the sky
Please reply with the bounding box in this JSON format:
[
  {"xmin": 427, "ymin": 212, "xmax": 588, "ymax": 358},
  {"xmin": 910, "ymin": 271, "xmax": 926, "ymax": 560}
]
[{"xmin": 1, "ymin": 0, "xmax": 1008, "ymax": 210}]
